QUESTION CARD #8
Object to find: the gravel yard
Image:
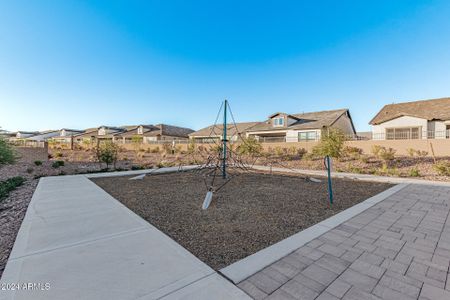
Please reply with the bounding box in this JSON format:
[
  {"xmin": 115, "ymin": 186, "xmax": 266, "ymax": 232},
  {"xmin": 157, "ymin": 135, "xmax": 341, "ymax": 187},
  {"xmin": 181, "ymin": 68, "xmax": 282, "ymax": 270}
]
[{"xmin": 92, "ymin": 170, "xmax": 393, "ymax": 270}]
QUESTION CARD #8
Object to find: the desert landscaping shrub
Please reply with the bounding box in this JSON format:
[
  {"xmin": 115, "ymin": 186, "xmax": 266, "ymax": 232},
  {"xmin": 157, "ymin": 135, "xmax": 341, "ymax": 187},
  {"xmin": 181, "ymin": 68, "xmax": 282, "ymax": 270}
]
[
  {"xmin": 55, "ymin": 151, "xmax": 63, "ymax": 158},
  {"xmin": 150, "ymin": 146, "xmax": 160, "ymax": 154},
  {"xmin": 34, "ymin": 160, "xmax": 43, "ymax": 166},
  {"xmin": 52, "ymin": 160, "xmax": 65, "ymax": 168},
  {"xmin": 0, "ymin": 137, "xmax": 16, "ymax": 165},
  {"xmin": 378, "ymin": 147, "xmax": 396, "ymax": 162},
  {"xmin": 131, "ymin": 165, "xmax": 145, "ymax": 170},
  {"xmin": 407, "ymin": 148, "xmax": 416, "ymax": 157},
  {"xmin": 359, "ymin": 155, "xmax": 370, "ymax": 163},
  {"xmin": 95, "ymin": 141, "xmax": 119, "ymax": 170},
  {"xmin": 312, "ymin": 128, "xmax": 345, "ymax": 158},
  {"xmin": 409, "ymin": 167, "xmax": 420, "ymax": 177},
  {"xmin": 26, "ymin": 167, "xmax": 34, "ymax": 174},
  {"xmin": 187, "ymin": 139, "xmax": 196, "ymax": 154},
  {"xmin": 0, "ymin": 176, "xmax": 25, "ymax": 202},
  {"xmin": 237, "ymin": 137, "xmax": 263, "ymax": 156},
  {"xmin": 416, "ymin": 150, "xmax": 428, "ymax": 158},
  {"xmin": 433, "ymin": 161, "xmax": 450, "ymax": 176},
  {"xmin": 371, "ymin": 145, "xmax": 383, "ymax": 157}
]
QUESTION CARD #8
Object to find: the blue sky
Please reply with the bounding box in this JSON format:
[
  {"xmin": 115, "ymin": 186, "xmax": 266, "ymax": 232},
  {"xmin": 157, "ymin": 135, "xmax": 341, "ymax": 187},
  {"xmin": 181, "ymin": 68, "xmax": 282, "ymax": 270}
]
[{"xmin": 1, "ymin": 0, "xmax": 450, "ymax": 132}]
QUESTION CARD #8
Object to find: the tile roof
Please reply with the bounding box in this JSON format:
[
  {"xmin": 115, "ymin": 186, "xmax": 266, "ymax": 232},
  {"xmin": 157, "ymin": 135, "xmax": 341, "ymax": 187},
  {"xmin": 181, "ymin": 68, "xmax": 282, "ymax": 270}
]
[
  {"xmin": 369, "ymin": 97, "xmax": 450, "ymax": 125},
  {"xmin": 247, "ymin": 109, "xmax": 350, "ymax": 132},
  {"xmin": 189, "ymin": 122, "xmax": 260, "ymax": 137}
]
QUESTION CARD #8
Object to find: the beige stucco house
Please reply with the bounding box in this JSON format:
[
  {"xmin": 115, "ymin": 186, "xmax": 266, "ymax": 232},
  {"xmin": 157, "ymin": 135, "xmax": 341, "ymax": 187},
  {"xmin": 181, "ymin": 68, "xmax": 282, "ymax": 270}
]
[
  {"xmin": 114, "ymin": 124, "xmax": 194, "ymax": 143},
  {"xmin": 370, "ymin": 97, "xmax": 450, "ymax": 140},
  {"xmin": 189, "ymin": 109, "xmax": 356, "ymax": 143},
  {"xmin": 246, "ymin": 109, "xmax": 356, "ymax": 142},
  {"xmin": 189, "ymin": 122, "xmax": 260, "ymax": 143}
]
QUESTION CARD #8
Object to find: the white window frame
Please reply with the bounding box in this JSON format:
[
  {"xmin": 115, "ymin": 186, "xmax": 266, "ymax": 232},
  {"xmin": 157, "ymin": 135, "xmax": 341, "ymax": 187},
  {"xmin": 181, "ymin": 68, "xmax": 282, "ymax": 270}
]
[
  {"xmin": 298, "ymin": 131, "xmax": 317, "ymax": 141},
  {"xmin": 273, "ymin": 117, "xmax": 284, "ymax": 127}
]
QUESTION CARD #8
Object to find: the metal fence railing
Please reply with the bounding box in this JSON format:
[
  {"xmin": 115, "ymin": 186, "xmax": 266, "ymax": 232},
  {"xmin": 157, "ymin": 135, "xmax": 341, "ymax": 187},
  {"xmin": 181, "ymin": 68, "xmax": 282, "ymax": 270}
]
[
  {"xmin": 372, "ymin": 130, "xmax": 450, "ymax": 140},
  {"xmin": 8, "ymin": 140, "xmax": 47, "ymax": 148}
]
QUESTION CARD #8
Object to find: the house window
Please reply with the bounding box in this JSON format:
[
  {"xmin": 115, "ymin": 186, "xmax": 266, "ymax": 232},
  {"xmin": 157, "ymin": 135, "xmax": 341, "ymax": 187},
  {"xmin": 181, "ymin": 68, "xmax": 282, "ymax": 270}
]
[
  {"xmin": 273, "ymin": 117, "xmax": 284, "ymax": 127},
  {"xmin": 446, "ymin": 125, "xmax": 450, "ymax": 139},
  {"xmin": 386, "ymin": 127, "xmax": 420, "ymax": 140},
  {"xmin": 298, "ymin": 131, "xmax": 317, "ymax": 141}
]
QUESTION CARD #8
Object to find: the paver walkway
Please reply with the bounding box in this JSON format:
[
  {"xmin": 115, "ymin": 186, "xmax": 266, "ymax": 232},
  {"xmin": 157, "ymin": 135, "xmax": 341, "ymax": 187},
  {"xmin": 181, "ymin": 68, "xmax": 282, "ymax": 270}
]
[{"xmin": 237, "ymin": 184, "xmax": 450, "ymax": 300}]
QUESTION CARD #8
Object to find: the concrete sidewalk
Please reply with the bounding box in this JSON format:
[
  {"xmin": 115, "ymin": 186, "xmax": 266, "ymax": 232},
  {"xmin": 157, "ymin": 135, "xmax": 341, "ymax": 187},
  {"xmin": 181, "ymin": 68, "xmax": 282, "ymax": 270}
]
[{"xmin": 0, "ymin": 172, "xmax": 249, "ymax": 300}]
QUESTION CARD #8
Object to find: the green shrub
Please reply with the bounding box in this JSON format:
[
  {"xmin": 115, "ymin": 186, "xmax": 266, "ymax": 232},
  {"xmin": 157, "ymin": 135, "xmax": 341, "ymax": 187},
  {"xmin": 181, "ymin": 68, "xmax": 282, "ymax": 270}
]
[
  {"xmin": 150, "ymin": 146, "xmax": 160, "ymax": 154},
  {"xmin": 131, "ymin": 165, "xmax": 144, "ymax": 170},
  {"xmin": 312, "ymin": 128, "xmax": 345, "ymax": 158},
  {"xmin": 237, "ymin": 137, "xmax": 263, "ymax": 156},
  {"xmin": 409, "ymin": 167, "xmax": 420, "ymax": 177},
  {"xmin": 433, "ymin": 161, "xmax": 450, "ymax": 176},
  {"xmin": 34, "ymin": 160, "xmax": 43, "ymax": 166},
  {"xmin": 52, "ymin": 160, "xmax": 65, "ymax": 168},
  {"xmin": 407, "ymin": 148, "xmax": 416, "ymax": 157},
  {"xmin": 379, "ymin": 147, "xmax": 396, "ymax": 162},
  {"xmin": 95, "ymin": 141, "xmax": 119, "ymax": 169},
  {"xmin": 0, "ymin": 176, "xmax": 25, "ymax": 201},
  {"xmin": 0, "ymin": 137, "xmax": 16, "ymax": 165},
  {"xmin": 371, "ymin": 145, "xmax": 383, "ymax": 157}
]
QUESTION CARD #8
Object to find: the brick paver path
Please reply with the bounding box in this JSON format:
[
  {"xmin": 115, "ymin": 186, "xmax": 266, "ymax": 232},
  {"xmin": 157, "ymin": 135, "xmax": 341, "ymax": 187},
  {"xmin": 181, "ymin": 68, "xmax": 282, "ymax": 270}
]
[{"xmin": 237, "ymin": 184, "xmax": 450, "ymax": 300}]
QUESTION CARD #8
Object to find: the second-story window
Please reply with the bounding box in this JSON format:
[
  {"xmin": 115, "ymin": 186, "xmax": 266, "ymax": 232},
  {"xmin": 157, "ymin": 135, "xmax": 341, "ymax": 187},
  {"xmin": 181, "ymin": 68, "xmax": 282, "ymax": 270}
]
[{"xmin": 273, "ymin": 117, "xmax": 284, "ymax": 127}]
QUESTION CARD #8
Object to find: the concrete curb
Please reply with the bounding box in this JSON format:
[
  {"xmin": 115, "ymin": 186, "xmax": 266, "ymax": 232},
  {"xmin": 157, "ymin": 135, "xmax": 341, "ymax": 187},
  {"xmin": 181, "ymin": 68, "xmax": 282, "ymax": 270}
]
[{"xmin": 219, "ymin": 183, "xmax": 409, "ymax": 284}]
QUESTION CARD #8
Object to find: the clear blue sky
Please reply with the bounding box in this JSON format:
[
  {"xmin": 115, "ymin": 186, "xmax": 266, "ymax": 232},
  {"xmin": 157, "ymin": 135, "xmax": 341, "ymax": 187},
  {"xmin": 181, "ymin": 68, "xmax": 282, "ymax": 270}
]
[{"xmin": 1, "ymin": 0, "xmax": 450, "ymax": 132}]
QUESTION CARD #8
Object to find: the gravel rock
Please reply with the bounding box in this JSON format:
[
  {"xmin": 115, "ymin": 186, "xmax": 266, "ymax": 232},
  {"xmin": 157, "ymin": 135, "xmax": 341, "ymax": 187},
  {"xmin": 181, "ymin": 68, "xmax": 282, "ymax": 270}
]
[{"xmin": 92, "ymin": 171, "xmax": 392, "ymax": 270}]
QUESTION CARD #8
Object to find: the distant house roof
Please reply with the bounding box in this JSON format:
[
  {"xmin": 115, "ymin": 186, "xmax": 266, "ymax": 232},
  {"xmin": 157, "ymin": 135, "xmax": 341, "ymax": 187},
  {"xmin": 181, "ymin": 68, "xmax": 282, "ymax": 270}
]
[
  {"xmin": 369, "ymin": 97, "xmax": 450, "ymax": 125},
  {"xmin": 156, "ymin": 124, "xmax": 194, "ymax": 138},
  {"xmin": 189, "ymin": 122, "xmax": 260, "ymax": 138},
  {"xmin": 61, "ymin": 128, "xmax": 84, "ymax": 133},
  {"xmin": 247, "ymin": 109, "xmax": 352, "ymax": 132}
]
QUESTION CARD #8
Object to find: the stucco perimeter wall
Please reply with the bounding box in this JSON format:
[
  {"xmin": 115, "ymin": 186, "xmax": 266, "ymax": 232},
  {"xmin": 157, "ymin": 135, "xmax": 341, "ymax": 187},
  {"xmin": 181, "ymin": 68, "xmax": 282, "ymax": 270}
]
[
  {"xmin": 73, "ymin": 139, "xmax": 450, "ymax": 157},
  {"xmin": 14, "ymin": 146, "xmax": 49, "ymax": 163},
  {"xmin": 345, "ymin": 139, "xmax": 450, "ymax": 156},
  {"xmin": 259, "ymin": 139, "xmax": 450, "ymax": 156}
]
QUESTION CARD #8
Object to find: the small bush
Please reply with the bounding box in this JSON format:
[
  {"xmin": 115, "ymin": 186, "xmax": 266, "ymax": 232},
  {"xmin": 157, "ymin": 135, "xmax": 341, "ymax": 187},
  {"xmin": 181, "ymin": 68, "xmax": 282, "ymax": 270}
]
[
  {"xmin": 416, "ymin": 150, "xmax": 428, "ymax": 158},
  {"xmin": 371, "ymin": 145, "xmax": 383, "ymax": 157},
  {"xmin": 34, "ymin": 160, "xmax": 43, "ymax": 166},
  {"xmin": 407, "ymin": 148, "xmax": 416, "ymax": 157},
  {"xmin": 237, "ymin": 137, "xmax": 263, "ymax": 156},
  {"xmin": 52, "ymin": 160, "xmax": 65, "ymax": 168},
  {"xmin": 312, "ymin": 128, "xmax": 346, "ymax": 158},
  {"xmin": 359, "ymin": 155, "xmax": 370, "ymax": 163},
  {"xmin": 379, "ymin": 147, "xmax": 396, "ymax": 162},
  {"xmin": 55, "ymin": 152, "xmax": 63, "ymax": 158},
  {"xmin": 26, "ymin": 167, "xmax": 34, "ymax": 174},
  {"xmin": 150, "ymin": 147, "xmax": 160, "ymax": 154},
  {"xmin": 0, "ymin": 176, "xmax": 26, "ymax": 201},
  {"xmin": 131, "ymin": 165, "xmax": 144, "ymax": 170},
  {"xmin": 0, "ymin": 137, "xmax": 16, "ymax": 165},
  {"xmin": 433, "ymin": 161, "xmax": 450, "ymax": 176},
  {"xmin": 408, "ymin": 168, "xmax": 420, "ymax": 177},
  {"xmin": 95, "ymin": 141, "xmax": 119, "ymax": 169}
]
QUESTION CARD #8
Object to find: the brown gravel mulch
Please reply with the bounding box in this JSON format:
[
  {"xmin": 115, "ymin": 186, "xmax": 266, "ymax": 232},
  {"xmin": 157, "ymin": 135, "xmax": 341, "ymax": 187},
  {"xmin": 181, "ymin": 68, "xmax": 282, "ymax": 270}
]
[{"xmin": 92, "ymin": 171, "xmax": 393, "ymax": 270}]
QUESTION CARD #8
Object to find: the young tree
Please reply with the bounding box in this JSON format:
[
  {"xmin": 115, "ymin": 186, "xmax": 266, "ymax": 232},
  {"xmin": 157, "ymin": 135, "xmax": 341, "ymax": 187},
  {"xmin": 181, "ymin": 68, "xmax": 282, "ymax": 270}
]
[
  {"xmin": 312, "ymin": 128, "xmax": 346, "ymax": 158},
  {"xmin": 237, "ymin": 137, "xmax": 263, "ymax": 156},
  {"xmin": 0, "ymin": 136, "xmax": 16, "ymax": 165},
  {"xmin": 95, "ymin": 141, "xmax": 119, "ymax": 170}
]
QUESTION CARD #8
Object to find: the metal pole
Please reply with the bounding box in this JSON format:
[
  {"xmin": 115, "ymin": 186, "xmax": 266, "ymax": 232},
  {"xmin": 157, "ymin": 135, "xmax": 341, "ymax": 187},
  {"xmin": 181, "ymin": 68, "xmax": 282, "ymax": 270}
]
[
  {"xmin": 222, "ymin": 99, "xmax": 228, "ymax": 179},
  {"xmin": 325, "ymin": 155, "xmax": 333, "ymax": 205}
]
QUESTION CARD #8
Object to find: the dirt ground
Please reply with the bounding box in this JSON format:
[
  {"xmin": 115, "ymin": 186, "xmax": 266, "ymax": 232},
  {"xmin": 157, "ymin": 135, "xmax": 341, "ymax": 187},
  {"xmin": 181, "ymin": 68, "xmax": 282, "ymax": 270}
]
[{"xmin": 92, "ymin": 170, "xmax": 392, "ymax": 270}]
